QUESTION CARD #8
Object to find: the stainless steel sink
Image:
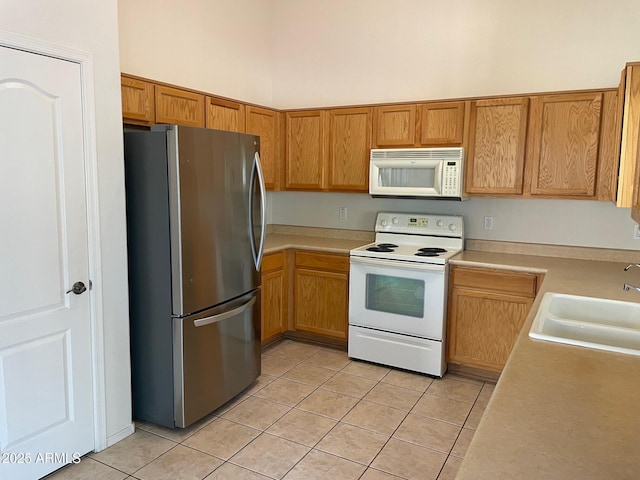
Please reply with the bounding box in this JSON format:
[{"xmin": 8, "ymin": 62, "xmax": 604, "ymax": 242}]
[{"xmin": 529, "ymin": 292, "xmax": 640, "ymax": 356}]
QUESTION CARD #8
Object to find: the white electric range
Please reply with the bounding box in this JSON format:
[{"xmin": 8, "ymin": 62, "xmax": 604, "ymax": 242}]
[{"xmin": 348, "ymin": 212, "xmax": 464, "ymax": 377}]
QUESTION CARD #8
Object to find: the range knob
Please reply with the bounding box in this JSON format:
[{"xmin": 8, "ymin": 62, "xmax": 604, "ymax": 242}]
[
  {"xmin": 392, "ymin": 217, "xmax": 399, "ymax": 225},
  {"xmin": 449, "ymin": 223, "xmax": 458, "ymax": 231},
  {"xmin": 380, "ymin": 219, "xmax": 388, "ymax": 227},
  {"xmin": 436, "ymin": 220, "xmax": 444, "ymax": 227}
]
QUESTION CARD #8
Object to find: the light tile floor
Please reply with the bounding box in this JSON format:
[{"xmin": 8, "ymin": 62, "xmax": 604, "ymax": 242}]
[{"xmin": 46, "ymin": 340, "xmax": 495, "ymax": 480}]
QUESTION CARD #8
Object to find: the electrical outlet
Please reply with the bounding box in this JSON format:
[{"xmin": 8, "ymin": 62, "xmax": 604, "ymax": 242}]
[
  {"xmin": 634, "ymin": 224, "xmax": 640, "ymax": 239},
  {"xmin": 483, "ymin": 216, "xmax": 494, "ymax": 230},
  {"xmin": 339, "ymin": 207, "xmax": 347, "ymax": 220}
]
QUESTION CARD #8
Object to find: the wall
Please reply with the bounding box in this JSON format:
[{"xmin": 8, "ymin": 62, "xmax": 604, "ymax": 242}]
[
  {"xmin": 118, "ymin": 0, "xmax": 274, "ymax": 106},
  {"xmin": 267, "ymin": 0, "xmax": 640, "ymax": 250},
  {"xmin": 0, "ymin": 0, "xmax": 132, "ymax": 445},
  {"xmin": 270, "ymin": 0, "xmax": 640, "ymax": 108},
  {"xmin": 117, "ymin": 1, "xmax": 640, "ymax": 250},
  {"xmin": 269, "ymin": 192, "xmax": 640, "ymax": 250}
]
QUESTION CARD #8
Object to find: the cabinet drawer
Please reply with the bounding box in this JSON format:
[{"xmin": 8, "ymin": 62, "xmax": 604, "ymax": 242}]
[
  {"xmin": 295, "ymin": 251, "xmax": 349, "ymax": 272},
  {"xmin": 452, "ymin": 267, "xmax": 537, "ymax": 297},
  {"xmin": 262, "ymin": 251, "xmax": 285, "ymax": 272}
]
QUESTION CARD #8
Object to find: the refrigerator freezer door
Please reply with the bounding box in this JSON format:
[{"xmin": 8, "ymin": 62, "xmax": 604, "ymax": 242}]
[
  {"xmin": 167, "ymin": 126, "xmax": 261, "ymax": 316},
  {"xmin": 173, "ymin": 290, "xmax": 261, "ymax": 428}
]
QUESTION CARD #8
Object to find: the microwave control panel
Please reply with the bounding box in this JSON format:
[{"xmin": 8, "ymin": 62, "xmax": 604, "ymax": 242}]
[{"xmin": 442, "ymin": 161, "xmax": 461, "ymax": 196}]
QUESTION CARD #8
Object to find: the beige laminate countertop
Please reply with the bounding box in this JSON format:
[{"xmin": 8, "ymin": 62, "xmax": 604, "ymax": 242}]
[
  {"xmin": 451, "ymin": 251, "xmax": 640, "ymax": 480},
  {"xmin": 264, "ymin": 232, "xmax": 369, "ymax": 255}
]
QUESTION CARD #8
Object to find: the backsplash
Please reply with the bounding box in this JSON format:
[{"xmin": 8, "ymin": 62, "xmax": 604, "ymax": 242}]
[{"xmin": 267, "ymin": 191, "xmax": 640, "ymax": 251}]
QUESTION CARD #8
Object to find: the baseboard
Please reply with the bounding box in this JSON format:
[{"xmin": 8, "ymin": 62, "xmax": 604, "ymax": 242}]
[
  {"xmin": 447, "ymin": 362, "xmax": 500, "ymax": 383},
  {"xmin": 104, "ymin": 423, "xmax": 135, "ymax": 450},
  {"xmin": 283, "ymin": 330, "xmax": 347, "ymax": 350}
]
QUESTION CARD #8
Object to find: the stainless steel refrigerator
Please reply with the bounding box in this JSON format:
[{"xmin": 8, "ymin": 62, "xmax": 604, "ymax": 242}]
[{"xmin": 124, "ymin": 125, "xmax": 265, "ymax": 428}]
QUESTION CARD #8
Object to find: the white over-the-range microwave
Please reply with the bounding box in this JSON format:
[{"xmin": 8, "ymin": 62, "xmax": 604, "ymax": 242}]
[{"xmin": 369, "ymin": 147, "xmax": 466, "ymax": 200}]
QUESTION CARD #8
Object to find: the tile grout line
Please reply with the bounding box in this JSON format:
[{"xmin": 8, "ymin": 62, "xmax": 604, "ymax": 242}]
[
  {"xmin": 434, "ymin": 380, "xmax": 487, "ymax": 479},
  {"xmin": 91, "ymin": 340, "xmax": 489, "ymax": 480}
]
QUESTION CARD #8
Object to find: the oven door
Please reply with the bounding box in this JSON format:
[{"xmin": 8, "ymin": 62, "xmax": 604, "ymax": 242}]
[{"xmin": 348, "ymin": 256, "xmax": 447, "ymax": 340}]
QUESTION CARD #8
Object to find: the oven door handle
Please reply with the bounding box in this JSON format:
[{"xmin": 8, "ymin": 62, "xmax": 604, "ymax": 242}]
[{"xmin": 349, "ymin": 255, "xmax": 446, "ymax": 272}]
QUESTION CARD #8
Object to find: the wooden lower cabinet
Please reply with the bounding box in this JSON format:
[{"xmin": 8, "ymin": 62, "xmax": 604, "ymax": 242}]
[
  {"xmin": 293, "ymin": 251, "xmax": 349, "ymax": 340},
  {"xmin": 447, "ymin": 266, "xmax": 540, "ymax": 372},
  {"xmin": 261, "ymin": 252, "xmax": 287, "ymax": 343}
]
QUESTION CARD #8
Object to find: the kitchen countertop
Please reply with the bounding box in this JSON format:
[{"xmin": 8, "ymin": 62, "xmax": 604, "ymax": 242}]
[
  {"xmin": 263, "ymin": 228, "xmax": 640, "ymax": 478},
  {"xmin": 451, "ymin": 250, "xmax": 640, "ymax": 480},
  {"xmin": 264, "ymin": 232, "xmax": 367, "ymax": 255},
  {"xmin": 264, "ymin": 225, "xmax": 373, "ymax": 255}
]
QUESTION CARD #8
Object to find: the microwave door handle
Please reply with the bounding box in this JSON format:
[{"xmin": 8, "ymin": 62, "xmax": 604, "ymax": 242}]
[{"xmin": 434, "ymin": 161, "xmax": 443, "ymax": 194}]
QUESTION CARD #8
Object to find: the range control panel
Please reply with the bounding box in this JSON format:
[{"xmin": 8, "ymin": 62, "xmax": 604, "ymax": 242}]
[{"xmin": 375, "ymin": 212, "xmax": 463, "ymax": 237}]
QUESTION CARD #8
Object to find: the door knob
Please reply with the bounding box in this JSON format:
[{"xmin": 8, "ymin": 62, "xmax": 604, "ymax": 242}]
[{"xmin": 66, "ymin": 281, "xmax": 87, "ymax": 295}]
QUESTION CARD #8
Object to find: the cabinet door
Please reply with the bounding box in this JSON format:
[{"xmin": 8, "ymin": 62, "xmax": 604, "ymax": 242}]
[
  {"xmin": 327, "ymin": 107, "xmax": 372, "ymax": 191},
  {"xmin": 246, "ymin": 106, "xmax": 280, "ymax": 190},
  {"xmin": 447, "ymin": 266, "xmax": 538, "ymax": 372},
  {"xmin": 373, "ymin": 104, "xmax": 417, "ymax": 147},
  {"xmin": 121, "ymin": 75, "xmax": 155, "ymax": 125},
  {"xmin": 466, "ymin": 98, "xmax": 529, "ymax": 195},
  {"xmin": 616, "ymin": 64, "xmax": 640, "ymax": 216},
  {"xmin": 418, "ymin": 101, "xmax": 465, "ymax": 146},
  {"xmin": 155, "ymin": 85, "xmax": 205, "ymax": 127},
  {"xmin": 526, "ymin": 92, "xmax": 603, "ymax": 197},
  {"xmin": 285, "ymin": 110, "xmax": 325, "ymax": 189},
  {"xmin": 261, "ymin": 252, "xmax": 286, "ymax": 343},
  {"xmin": 447, "ymin": 287, "xmax": 533, "ymax": 371},
  {"xmin": 294, "ymin": 269, "xmax": 348, "ymax": 339},
  {"xmin": 206, "ymin": 97, "xmax": 245, "ymax": 133},
  {"xmin": 293, "ymin": 251, "xmax": 349, "ymax": 340}
]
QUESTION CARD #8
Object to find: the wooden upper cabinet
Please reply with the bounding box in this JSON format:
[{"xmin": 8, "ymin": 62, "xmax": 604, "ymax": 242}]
[
  {"xmin": 155, "ymin": 85, "xmax": 205, "ymax": 127},
  {"xmin": 596, "ymin": 90, "xmax": 622, "ymax": 202},
  {"xmin": 373, "ymin": 104, "xmax": 417, "ymax": 147},
  {"xmin": 327, "ymin": 107, "xmax": 372, "ymax": 191},
  {"xmin": 526, "ymin": 92, "xmax": 603, "ymax": 197},
  {"xmin": 418, "ymin": 101, "xmax": 466, "ymax": 146},
  {"xmin": 206, "ymin": 97, "xmax": 245, "ymax": 133},
  {"xmin": 466, "ymin": 97, "xmax": 529, "ymax": 195},
  {"xmin": 616, "ymin": 63, "xmax": 640, "ymax": 218},
  {"xmin": 246, "ymin": 106, "xmax": 280, "ymax": 190},
  {"xmin": 285, "ymin": 110, "xmax": 326, "ymax": 190},
  {"xmin": 121, "ymin": 75, "xmax": 155, "ymax": 125}
]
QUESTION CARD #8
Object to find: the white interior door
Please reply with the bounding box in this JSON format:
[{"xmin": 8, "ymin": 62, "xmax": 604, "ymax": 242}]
[{"xmin": 0, "ymin": 46, "xmax": 94, "ymax": 479}]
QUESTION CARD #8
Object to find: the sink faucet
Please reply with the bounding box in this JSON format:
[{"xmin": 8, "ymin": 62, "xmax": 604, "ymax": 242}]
[
  {"xmin": 623, "ymin": 265, "xmax": 640, "ymax": 293},
  {"xmin": 624, "ymin": 283, "xmax": 640, "ymax": 294}
]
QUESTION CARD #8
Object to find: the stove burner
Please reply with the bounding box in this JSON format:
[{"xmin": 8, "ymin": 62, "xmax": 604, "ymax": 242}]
[
  {"xmin": 418, "ymin": 247, "xmax": 447, "ymax": 253},
  {"xmin": 415, "ymin": 251, "xmax": 439, "ymax": 257},
  {"xmin": 376, "ymin": 243, "xmax": 398, "ymax": 248},
  {"xmin": 366, "ymin": 246, "xmax": 394, "ymax": 253}
]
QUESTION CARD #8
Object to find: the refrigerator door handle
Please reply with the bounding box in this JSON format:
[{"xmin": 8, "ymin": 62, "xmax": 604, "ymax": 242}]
[
  {"xmin": 249, "ymin": 151, "xmax": 267, "ymax": 271},
  {"xmin": 193, "ymin": 296, "xmax": 257, "ymax": 328}
]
